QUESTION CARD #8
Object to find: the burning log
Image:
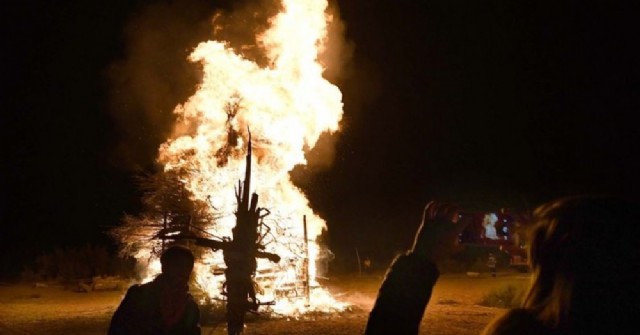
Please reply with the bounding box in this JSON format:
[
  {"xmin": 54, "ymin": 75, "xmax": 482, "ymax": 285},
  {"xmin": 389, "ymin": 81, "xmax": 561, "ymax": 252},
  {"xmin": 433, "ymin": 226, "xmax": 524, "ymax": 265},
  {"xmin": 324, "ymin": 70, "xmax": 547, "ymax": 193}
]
[{"xmin": 161, "ymin": 133, "xmax": 280, "ymax": 335}]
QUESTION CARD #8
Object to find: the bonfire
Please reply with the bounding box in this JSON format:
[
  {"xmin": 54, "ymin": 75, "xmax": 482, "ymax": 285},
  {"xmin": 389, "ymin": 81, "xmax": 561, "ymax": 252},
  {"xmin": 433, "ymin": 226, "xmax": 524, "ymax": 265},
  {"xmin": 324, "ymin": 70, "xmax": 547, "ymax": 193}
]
[{"xmin": 111, "ymin": 0, "xmax": 348, "ymax": 332}]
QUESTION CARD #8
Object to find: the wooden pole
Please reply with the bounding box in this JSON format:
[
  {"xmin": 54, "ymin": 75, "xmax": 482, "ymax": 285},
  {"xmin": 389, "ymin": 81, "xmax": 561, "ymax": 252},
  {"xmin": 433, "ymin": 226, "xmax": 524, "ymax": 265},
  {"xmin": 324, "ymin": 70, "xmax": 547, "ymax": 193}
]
[
  {"xmin": 162, "ymin": 212, "xmax": 167, "ymax": 252},
  {"xmin": 303, "ymin": 215, "xmax": 310, "ymax": 306},
  {"xmin": 356, "ymin": 247, "xmax": 362, "ymax": 276}
]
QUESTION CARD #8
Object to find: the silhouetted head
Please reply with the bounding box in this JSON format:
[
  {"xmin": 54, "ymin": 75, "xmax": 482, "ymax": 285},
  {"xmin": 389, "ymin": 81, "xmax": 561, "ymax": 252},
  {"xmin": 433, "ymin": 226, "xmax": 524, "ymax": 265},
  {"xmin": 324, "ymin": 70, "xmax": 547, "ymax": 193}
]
[
  {"xmin": 160, "ymin": 246, "xmax": 195, "ymax": 287},
  {"xmin": 523, "ymin": 195, "xmax": 639, "ymax": 332}
]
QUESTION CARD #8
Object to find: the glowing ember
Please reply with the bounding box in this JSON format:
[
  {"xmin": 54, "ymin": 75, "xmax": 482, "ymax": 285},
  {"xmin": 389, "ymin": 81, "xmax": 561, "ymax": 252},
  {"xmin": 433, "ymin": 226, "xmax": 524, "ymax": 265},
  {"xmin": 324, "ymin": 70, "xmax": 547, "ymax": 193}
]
[{"xmin": 126, "ymin": 0, "xmax": 347, "ymax": 315}]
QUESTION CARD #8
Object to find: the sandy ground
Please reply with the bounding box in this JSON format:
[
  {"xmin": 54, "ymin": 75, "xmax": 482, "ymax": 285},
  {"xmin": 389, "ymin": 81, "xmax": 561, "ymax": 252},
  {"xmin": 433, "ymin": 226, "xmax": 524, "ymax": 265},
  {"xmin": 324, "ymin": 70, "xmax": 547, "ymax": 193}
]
[{"xmin": 0, "ymin": 272, "xmax": 530, "ymax": 335}]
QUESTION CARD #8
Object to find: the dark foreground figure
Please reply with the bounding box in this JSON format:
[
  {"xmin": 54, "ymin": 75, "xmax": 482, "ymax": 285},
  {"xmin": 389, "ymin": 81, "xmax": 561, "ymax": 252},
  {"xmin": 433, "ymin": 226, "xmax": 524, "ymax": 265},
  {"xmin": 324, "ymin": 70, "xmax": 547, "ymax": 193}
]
[
  {"xmin": 365, "ymin": 196, "xmax": 639, "ymax": 335},
  {"xmin": 108, "ymin": 246, "xmax": 201, "ymax": 335}
]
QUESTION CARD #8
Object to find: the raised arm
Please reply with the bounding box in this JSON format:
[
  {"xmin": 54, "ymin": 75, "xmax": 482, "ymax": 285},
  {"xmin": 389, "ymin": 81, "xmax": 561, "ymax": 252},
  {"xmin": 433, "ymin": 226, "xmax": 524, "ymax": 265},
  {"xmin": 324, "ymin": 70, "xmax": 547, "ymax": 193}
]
[{"xmin": 365, "ymin": 201, "xmax": 465, "ymax": 335}]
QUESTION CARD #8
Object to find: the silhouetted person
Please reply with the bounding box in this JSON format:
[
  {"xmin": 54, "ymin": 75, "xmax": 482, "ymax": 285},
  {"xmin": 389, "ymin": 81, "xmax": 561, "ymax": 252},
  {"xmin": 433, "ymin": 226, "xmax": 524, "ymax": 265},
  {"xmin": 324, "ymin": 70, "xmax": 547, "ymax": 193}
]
[
  {"xmin": 366, "ymin": 196, "xmax": 639, "ymax": 335},
  {"xmin": 487, "ymin": 253, "xmax": 497, "ymax": 277},
  {"xmin": 108, "ymin": 246, "xmax": 201, "ymax": 335}
]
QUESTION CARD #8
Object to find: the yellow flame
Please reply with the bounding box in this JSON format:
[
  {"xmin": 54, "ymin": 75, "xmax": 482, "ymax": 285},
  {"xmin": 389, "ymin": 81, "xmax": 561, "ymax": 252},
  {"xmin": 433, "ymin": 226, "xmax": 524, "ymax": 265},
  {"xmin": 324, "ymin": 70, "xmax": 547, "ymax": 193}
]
[{"xmin": 149, "ymin": 0, "xmax": 346, "ymax": 314}]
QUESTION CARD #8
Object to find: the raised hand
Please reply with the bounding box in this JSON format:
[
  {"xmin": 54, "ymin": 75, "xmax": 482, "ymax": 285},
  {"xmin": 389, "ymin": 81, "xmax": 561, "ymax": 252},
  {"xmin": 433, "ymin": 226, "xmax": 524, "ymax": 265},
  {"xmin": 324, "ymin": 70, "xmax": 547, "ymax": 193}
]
[{"xmin": 411, "ymin": 201, "xmax": 467, "ymax": 262}]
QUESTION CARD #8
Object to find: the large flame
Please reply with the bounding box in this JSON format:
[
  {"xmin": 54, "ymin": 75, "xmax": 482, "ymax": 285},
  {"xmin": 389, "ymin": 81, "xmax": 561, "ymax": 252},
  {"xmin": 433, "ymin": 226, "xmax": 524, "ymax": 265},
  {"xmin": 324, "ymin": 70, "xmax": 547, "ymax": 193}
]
[{"xmin": 144, "ymin": 0, "xmax": 346, "ymax": 314}]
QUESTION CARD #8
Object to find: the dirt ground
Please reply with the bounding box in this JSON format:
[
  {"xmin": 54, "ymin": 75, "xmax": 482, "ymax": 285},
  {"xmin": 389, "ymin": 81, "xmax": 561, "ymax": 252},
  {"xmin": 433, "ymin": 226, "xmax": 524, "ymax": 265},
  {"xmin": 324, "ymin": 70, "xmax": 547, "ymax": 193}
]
[{"xmin": 0, "ymin": 272, "xmax": 530, "ymax": 335}]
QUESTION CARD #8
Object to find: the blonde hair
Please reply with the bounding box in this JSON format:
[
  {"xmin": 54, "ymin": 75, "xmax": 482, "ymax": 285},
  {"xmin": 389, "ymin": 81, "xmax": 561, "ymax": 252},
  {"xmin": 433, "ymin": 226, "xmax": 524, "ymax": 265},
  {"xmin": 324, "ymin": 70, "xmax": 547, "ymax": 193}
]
[
  {"xmin": 520, "ymin": 195, "xmax": 637, "ymax": 332},
  {"xmin": 522, "ymin": 201, "xmax": 575, "ymax": 328}
]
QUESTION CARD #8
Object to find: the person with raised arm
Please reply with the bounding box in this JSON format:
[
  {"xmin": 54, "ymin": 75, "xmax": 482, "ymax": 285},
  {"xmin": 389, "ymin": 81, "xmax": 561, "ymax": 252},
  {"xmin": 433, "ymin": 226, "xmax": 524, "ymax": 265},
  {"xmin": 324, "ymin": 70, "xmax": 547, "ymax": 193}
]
[{"xmin": 366, "ymin": 196, "xmax": 639, "ymax": 335}]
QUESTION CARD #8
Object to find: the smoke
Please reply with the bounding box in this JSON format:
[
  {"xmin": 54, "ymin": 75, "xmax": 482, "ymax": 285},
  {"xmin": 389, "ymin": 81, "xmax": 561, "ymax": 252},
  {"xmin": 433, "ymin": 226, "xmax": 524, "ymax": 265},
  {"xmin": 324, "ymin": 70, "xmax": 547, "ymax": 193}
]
[
  {"xmin": 319, "ymin": 4, "xmax": 353, "ymax": 86},
  {"xmin": 108, "ymin": 0, "xmax": 351, "ymax": 173},
  {"xmin": 108, "ymin": 0, "xmax": 216, "ymax": 171},
  {"xmin": 304, "ymin": 2, "xmax": 353, "ymax": 171}
]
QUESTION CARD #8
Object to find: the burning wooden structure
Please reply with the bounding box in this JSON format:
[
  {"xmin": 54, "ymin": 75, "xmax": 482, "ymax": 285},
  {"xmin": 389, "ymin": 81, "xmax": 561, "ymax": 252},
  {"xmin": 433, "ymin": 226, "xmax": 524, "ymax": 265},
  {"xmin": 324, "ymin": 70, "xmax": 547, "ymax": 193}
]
[{"xmin": 112, "ymin": 0, "xmax": 348, "ymax": 328}]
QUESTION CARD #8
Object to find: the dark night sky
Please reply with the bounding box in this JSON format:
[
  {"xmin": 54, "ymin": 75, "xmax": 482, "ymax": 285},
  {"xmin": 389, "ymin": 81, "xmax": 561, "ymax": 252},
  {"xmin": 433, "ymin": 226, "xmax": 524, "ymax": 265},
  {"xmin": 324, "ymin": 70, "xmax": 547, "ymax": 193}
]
[{"xmin": 2, "ymin": 0, "xmax": 639, "ymax": 276}]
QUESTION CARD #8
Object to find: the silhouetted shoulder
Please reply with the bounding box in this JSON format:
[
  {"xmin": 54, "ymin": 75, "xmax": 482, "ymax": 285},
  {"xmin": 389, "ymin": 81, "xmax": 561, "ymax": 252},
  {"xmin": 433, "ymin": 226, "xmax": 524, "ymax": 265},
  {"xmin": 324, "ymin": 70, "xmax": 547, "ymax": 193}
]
[
  {"xmin": 483, "ymin": 308, "xmax": 552, "ymax": 335},
  {"xmin": 125, "ymin": 283, "xmax": 144, "ymax": 297},
  {"xmin": 183, "ymin": 292, "xmax": 201, "ymax": 333}
]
